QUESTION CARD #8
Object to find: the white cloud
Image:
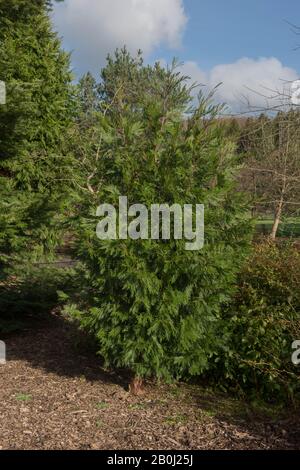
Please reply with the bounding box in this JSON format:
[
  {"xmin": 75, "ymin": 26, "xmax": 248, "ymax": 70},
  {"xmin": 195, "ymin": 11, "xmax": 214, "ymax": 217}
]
[
  {"xmin": 53, "ymin": 0, "xmax": 187, "ymax": 75},
  {"xmin": 52, "ymin": 2, "xmax": 298, "ymax": 112},
  {"xmin": 179, "ymin": 60, "xmax": 207, "ymax": 87},
  {"xmin": 180, "ymin": 57, "xmax": 299, "ymax": 113}
]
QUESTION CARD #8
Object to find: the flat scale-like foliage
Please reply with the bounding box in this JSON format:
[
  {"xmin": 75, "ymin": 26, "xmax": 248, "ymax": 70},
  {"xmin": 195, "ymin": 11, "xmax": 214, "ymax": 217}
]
[{"xmin": 65, "ymin": 50, "xmax": 253, "ymax": 382}]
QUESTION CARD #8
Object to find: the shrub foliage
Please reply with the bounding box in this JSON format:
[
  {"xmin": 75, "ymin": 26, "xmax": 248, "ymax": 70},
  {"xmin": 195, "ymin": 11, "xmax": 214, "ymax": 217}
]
[
  {"xmin": 214, "ymin": 241, "xmax": 300, "ymax": 402},
  {"xmin": 63, "ymin": 50, "xmax": 252, "ymax": 382}
]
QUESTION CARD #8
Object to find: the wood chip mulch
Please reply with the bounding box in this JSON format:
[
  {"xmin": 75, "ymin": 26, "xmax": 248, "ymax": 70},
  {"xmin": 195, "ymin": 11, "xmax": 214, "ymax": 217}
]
[{"xmin": 0, "ymin": 314, "xmax": 299, "ymax": 450}]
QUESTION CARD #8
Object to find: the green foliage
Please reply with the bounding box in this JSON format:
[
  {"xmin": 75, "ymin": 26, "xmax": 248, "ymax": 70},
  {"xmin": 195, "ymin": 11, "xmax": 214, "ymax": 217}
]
[
  {"xmin": 256, "ymin": 218, "xmax": 300, "ymax": 237},
  {"xmin": 63, "ymin": 49, "xmax": 253, "ymax": 382},
  {"xmin": 0, "ymin": 264, "xmax": 75, "ymax": 333},
  {"xmin": 2, "ymin": 3, "xmax": 297, "ymax": 407},
  {"xmin": 15, "ymin": 393, "xmax": 32, "ymax": 402},
  {"xmin": 77, "ymin": 72, "xmax": 100, "ymax": 119},
  {"xmin": 0, "ymin": 0, "xmax": 74, "ymax": 272},
  {"xmin": 213, "ymin": 241, "xmax": 300, "ymax": 402}
]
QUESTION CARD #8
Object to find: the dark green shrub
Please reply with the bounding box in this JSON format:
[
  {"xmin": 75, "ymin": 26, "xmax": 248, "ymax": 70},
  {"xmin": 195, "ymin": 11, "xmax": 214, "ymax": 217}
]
[{"xmin": 214, "ymin": 241, "xmax": 300, "ymax": 403}]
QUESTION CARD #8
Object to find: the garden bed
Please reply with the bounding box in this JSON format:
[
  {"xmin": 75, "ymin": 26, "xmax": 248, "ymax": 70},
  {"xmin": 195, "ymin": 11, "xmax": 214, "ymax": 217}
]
[{"xmin": 0, "ymin": 313, "xmax": 299, "ymax": 450}]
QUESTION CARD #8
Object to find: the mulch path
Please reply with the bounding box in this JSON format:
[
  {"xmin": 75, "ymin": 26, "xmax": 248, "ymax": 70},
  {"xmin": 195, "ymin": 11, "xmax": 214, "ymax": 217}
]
[{"xmin": 0, "ymin": 314, "xmax": 299, "ymax": 450}]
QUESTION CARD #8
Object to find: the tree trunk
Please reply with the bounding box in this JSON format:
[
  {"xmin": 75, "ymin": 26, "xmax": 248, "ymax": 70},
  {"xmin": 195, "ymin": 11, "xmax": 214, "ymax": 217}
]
[
  {"xmin": 270, "ymin": 198, "xmax": 283, "ymax": 240},
  {"xmin": 129, "ymin": 376, "xmax": 144, "ymax": 395}
]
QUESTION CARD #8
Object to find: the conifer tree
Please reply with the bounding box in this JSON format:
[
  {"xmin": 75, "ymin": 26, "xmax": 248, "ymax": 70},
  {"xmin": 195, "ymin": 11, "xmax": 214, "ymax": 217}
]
[
  {"xmin": 0, "ymin": 0, "xmax": 73, "ymax": 271},
  {"xmin": 78, "ymin": 72, "xmax": 99, "ymax": 119},
  {"xmin": 66, "ymin": 50, "xmax": 252, "ymax": 392}
]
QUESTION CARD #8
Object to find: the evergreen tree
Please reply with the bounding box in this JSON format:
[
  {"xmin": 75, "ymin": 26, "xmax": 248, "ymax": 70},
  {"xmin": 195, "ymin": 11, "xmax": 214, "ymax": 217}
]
[
  {"xmin": 0, "ymin": 0, "xmax": 73, "ymax": 271},
  {"xmin": 78, "ymin": 72, "xmax": 99, "ymax": 119},
  {"xmin": 99, "ymin": 47, "xmax": 192, "ymax": 117},
  {"xmin": 65, "ymin": 50, "xmax": 253, "ymax": 391}
]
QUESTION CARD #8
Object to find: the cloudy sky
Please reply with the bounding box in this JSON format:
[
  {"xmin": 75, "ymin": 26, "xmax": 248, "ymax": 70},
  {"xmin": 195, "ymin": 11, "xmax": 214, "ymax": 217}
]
[{"xmin": 52, "ymin": 0, "xmax": 300, "ymax": 112}]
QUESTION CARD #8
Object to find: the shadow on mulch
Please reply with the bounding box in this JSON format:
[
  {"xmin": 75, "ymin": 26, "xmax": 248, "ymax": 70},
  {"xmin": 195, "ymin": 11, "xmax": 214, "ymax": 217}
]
[
  {"xmin": 183, "ymin": 381, "xmax": 300, "ymax": 448},
  {"xmin": 4, "ymin": 312, "xmax": 130, "ymax": 389},
  {"xmin": 3, "ymin": 312, "xmax": 300, "ymax": 449}
]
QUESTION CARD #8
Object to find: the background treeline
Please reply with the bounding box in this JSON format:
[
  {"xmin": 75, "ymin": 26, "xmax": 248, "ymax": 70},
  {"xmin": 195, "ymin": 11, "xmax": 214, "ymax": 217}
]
[
  {"xmin": 0, "ymin": 0, "xmax": 299, "ymax": 404},
  {"xmin": 221, "ymin": 112, "xmax": 300, "ymax": 238}
]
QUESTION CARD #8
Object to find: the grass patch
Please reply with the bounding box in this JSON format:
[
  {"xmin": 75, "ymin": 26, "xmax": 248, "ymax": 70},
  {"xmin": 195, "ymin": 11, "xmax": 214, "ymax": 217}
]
[
  {"xmin": 96, "ymin": 401, "xmax": 109, "ymax": 410},
  {"xmin": 128, "ymin": 402, "xmax": 147, "ymax": 410},
  {"xmin": 256, "ymin": 218, "xmax": 300, "ymax": 237},
  {"xmin": 15, "ymin": 393, "xmax": 32, "ymax": 402},
  {"xmin": 164, "ymin": 413, "xmax": 188, "ymax": 426}
]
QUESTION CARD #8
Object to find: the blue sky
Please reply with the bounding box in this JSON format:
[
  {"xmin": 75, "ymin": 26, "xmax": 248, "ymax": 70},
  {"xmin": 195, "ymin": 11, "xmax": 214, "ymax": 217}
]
[
  {"xmin": 151, "ymin": 0, "xmax": 300, "ymax": 72},
  {"xmin": 53, "ymin": 0, "xmax": 300, "ymax": 111}
]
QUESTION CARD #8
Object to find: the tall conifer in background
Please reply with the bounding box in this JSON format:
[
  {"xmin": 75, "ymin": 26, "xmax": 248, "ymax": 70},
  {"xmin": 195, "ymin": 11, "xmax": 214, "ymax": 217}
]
[{"xmin": 0, "ymin": 0, "xmax": 73, "ymax": 273}]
